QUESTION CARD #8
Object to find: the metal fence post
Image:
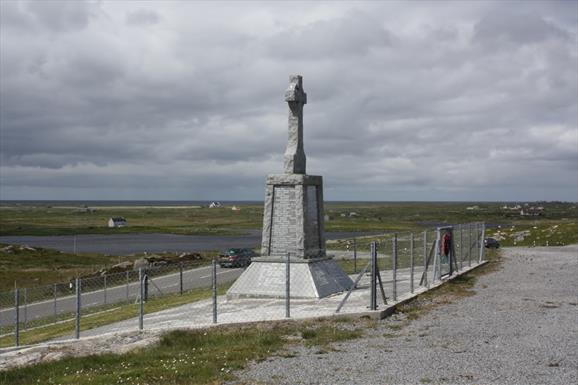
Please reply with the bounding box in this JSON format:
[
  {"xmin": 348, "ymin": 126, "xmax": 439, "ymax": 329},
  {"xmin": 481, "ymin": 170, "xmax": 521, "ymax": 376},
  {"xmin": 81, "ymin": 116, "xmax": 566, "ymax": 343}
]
[
  {"xmin": 53, "ymin": 283, "xmax": 57, "ymax": 319},
  {"xmin": 468, "ymin": 224, "xmax": 472, "ymax": 267},
  {"xmin": 460, "ymin": 224, "xmax": 464, "ymax": 270},
  {"xmin": 139, "ymin": 268, "xmax": 144, "ymax": 330},
  {"xmin": 23, "ymin": 288, "xmax": 27, "ymax": 330},
  {"xmin": 454, "ymin": 225, "xmax": 459, "ymax": 272},
  {"xmin": 353, "ymin": 238, "xmax": 357, "ymax": 274},
  {"xmin": 14, "ymin": 288, "xmax": 19, "ymax": 347},
  {"xmin": 410, "ymin": 233, "xmax": 414, "ymax": 294},
  {"xmin": 423, "ymin": 231, "xmax": 428, "ymax": 288},
  {"xmin": 126, "ymin": 270, "xmax": 130, "ymax": 302},
  {"xmin": 144, "ymin": 270, "xmax": 148, "ymax": 302},
  {"xmin": 479, "ymin": 223, "xmax": 485, "ymax": 263},
  {"xmin": 103, "ymin": 275, "xmax": 107, "ymax": 305},
  {"xmin": 392, "ymin": 234, "xmax": 397, "ymax": 302},
  {"xmin": 75, "ymin": 278, "xmax": 81, "ymax": 339},
  {"xmin": 473, "ymin": 222, "xmax": 477, "ymax": 261},
  {"xmin": 434, "ymin": 229, "xmax": 441, "ymax": 282},
  {"xmin": 179, "ymin": 262, "xmax": 184, "ymax": 295},
  {"xmin": 212, "ymin": 259, "xmax": 217, "ymax": 324},
  {"xmin": 370, "ymin": 242, "xmax": 377, "ymax": 310},
  {"xmin": 285, "ymin": 253, "xmax": 290, "ymax": 319}
]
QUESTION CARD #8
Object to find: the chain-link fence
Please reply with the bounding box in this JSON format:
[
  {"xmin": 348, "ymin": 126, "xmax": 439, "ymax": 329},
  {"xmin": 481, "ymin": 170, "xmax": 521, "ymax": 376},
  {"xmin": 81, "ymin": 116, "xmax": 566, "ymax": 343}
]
[
  {"xmin": 335, "ymin": 222, "xmax": 486, "ymax": 311},
  {"xmin": 0, "ymin": 222, "xmax": 486, "ymax": 348},
  {"xmin": 0, "ymin": 259, "xmax": 235, "ymax": 347}
]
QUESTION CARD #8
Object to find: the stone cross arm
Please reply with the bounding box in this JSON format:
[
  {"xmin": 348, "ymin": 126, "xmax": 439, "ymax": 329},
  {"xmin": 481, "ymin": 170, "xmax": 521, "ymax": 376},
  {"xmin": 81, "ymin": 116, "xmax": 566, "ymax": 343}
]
[
  {"xmin": 284, "ymin": 75, "xmax": 307, "ymax": 105},
  {"xmin": 284, "ymin": 75, "xmax": 307, "ymax": 174}
]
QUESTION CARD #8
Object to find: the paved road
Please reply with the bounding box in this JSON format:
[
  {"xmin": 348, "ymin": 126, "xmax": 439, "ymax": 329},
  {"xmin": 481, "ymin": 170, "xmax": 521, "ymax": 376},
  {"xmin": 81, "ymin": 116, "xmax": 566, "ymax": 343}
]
[
  {"xmin": 0, "ymin": 231, "xmax": 378, "ymax": 255},
  {"xmin": 0, "ymin": 264, "xmax": 245, "ymax": 328}
]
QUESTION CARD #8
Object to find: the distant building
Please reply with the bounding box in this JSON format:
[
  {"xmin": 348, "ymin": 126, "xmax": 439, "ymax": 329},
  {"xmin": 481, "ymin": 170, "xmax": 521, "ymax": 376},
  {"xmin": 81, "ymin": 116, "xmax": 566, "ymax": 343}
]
[
  {"xmin": 209, "ymin": 201, "xmax": 222, "ymax": 208},
  {"xmin": 108, "ymin": 217, "xmax": 127, "ymax": 228},
  {"xmin": 466, "ymin": 205, "xmax": 479, "ymax": 210},
  {"xmin": 231, "ymin": 206, "xmax": 241, "ymax": 211},
  {"xmin": 520, "ymin": 207, "xmax": 543, "ymax": 216},
  {"xmin": 502, "ymin": 205, "xmax": 521, "ymax": 210}
]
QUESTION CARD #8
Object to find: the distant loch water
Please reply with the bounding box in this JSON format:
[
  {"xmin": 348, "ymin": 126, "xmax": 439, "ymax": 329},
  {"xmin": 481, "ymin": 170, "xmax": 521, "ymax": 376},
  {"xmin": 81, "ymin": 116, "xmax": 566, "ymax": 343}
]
[{"xmin": 0, "ymin": 231, "xmax": 378, "ymax": 255}]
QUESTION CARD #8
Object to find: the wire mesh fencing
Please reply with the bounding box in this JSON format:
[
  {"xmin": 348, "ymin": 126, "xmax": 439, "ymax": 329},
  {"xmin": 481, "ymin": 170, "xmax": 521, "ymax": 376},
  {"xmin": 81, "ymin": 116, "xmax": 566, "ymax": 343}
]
[
  {"xmin": 336, "ymin": 222, "xmax": 486, "ymax": 312},
  {"xmin": 1, "ymin": 223, "xmax": 487, "ymax": 348},
  {"xmin": 0, "ymin": 259, "xmax": 234, "ymax": 347}
]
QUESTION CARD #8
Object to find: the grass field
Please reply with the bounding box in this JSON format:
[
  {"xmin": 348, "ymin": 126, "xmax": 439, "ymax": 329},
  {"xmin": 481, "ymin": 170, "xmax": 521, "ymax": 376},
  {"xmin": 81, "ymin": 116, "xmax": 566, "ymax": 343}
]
[
  {"xmin": 485, "ymin": 221, "xmax": 578, "ymax": 247},
  {"xmin": 0, "ymin": 204, "xmax": 263, "ymax": 236},
  {"xmin": 0, "ymin": 201, "xmax": 576, "ymax": 291},
  {"xmin": 0, "ymin": 244, "xmax": 215, "ymax": 291},
  {"xmin": 1, "ymin": 201, "xmax": 576, "ymax": 236},
  {"xmin": 0, "ymin": 244, "xmax": 139, "ymax": 291}
]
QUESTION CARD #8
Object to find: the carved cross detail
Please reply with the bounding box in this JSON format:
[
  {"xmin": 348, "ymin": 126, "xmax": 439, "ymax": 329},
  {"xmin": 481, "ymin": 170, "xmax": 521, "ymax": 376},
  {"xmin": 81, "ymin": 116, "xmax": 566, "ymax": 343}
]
[{"xmin": 283, "ymin": 75, "xmax": 307, "ymax": 174}]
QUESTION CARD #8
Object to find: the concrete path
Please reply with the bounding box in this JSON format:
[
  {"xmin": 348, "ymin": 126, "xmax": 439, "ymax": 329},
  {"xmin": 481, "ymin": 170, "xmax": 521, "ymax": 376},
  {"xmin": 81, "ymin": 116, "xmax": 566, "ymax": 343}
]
[{"xmin": 71, "ymin": 261, "xmax": 455, "ymax": 339}]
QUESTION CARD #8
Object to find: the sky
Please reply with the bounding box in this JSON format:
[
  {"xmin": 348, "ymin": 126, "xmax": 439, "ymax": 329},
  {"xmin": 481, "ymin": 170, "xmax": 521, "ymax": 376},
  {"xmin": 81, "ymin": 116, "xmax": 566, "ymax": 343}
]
[{"xmin": 0, "ymin": 0, "xmax": 577, "ymax": 202}]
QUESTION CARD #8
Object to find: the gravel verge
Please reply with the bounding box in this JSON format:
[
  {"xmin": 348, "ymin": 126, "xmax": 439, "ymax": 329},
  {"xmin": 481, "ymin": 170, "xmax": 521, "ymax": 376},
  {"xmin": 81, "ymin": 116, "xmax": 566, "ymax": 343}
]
[{"xmin": 228, "ymin": 246, "xmax": 578, "ymax": 385}]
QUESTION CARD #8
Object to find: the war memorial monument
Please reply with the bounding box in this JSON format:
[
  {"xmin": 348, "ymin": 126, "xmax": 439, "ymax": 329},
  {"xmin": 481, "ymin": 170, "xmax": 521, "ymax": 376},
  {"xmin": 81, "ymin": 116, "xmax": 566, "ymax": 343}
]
[{"xmin": 227, "ymin": 75, "xmax": 353, "ymax": 299}]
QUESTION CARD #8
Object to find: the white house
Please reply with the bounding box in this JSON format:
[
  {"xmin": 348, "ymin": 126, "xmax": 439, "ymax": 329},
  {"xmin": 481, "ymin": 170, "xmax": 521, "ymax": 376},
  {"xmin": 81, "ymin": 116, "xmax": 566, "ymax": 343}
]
[{"xmin": 108, "ymin": 217, "xmax": 127, "ymax": 228}]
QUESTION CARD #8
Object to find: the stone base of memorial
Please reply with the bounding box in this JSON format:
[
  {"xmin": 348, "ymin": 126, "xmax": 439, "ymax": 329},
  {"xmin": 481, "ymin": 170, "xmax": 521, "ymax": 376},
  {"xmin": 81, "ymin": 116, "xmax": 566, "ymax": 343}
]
[
  {"xmin": 260, "ymin": 174, "xmax": 326, "ymax": 259},
  {"xmin": 226, "ymin": 172, "xmax": 354, "ymax": 299},
  {"xmin": 226, "ymin": 256, "xmax": 353, "ymax": 299}
]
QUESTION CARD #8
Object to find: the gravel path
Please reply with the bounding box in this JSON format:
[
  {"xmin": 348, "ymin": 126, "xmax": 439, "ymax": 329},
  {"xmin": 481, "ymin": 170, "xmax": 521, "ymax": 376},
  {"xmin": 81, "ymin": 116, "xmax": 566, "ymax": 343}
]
[{"xmin": 229, "ymin": 246, "xmax": 578, "ymax": 385}]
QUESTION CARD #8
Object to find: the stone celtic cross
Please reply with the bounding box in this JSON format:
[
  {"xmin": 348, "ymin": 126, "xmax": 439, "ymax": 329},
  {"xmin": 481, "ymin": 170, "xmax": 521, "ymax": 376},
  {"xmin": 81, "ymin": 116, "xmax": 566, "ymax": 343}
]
[
  {"xmin": 283, "ymin": 75, "xmax": 307, "ymax": 174},
  {"xmin": 227, "ymin": 74, "xmax": 354, "ymax": 299}
]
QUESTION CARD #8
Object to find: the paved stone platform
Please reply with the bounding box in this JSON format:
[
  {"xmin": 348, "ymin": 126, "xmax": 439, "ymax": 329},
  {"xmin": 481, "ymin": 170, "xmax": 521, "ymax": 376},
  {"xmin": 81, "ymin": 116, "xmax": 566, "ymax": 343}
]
[{"xmin": 77, "ymin": 261, "xmax": 485, "ymax": 338}]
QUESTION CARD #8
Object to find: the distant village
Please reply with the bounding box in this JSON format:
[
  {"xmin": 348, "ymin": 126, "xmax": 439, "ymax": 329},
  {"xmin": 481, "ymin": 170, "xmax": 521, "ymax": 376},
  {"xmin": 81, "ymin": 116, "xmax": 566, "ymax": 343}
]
[
  {"xmin": 465, "ymin": 203, "xmax": 544, "ymax": 217},
  {"xmin": 76, "ymin": 201, "xmax": 549, "ymax": 229},
  {"xmin": 106, "ymin": 201, "xmax": 241, "ymax": 228}
]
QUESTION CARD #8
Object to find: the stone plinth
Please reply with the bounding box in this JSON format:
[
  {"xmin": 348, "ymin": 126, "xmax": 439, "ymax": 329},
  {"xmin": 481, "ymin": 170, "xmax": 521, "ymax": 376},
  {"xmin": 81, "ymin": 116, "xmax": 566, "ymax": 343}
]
[
  {"xmin": 261, "ymin": 174, "xmax": 325, "ymax": 259},
  {"xmin": 227, "ymin": 257, "xmax": 353, "ymax": 299}
]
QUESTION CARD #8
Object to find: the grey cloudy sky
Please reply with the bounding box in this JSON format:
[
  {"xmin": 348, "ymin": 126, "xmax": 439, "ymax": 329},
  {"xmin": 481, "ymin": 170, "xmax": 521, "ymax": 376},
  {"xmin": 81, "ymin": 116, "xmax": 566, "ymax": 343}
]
[{"xmin": 1, "ymin": 0, "xmax": 577, "ymax": 201}]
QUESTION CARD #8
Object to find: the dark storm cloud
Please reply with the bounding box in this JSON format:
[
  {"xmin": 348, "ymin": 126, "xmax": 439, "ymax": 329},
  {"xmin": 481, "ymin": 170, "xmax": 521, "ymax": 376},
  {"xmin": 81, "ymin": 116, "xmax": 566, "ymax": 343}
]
[{"xmin": 0, "ymin": 0, "xmax": 576, "ymax": 201}]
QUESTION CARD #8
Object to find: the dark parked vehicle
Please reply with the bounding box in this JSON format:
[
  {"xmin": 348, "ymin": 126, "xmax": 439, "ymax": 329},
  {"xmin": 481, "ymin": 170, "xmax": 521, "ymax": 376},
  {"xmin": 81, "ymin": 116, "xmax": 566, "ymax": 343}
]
[
  {"xmin": 219, "ymin": 248, "xmax": 255, "ymax": 268},
  {"xmin": 484, "ymin": 237, "xmax": 500, "ymax": 249}
]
